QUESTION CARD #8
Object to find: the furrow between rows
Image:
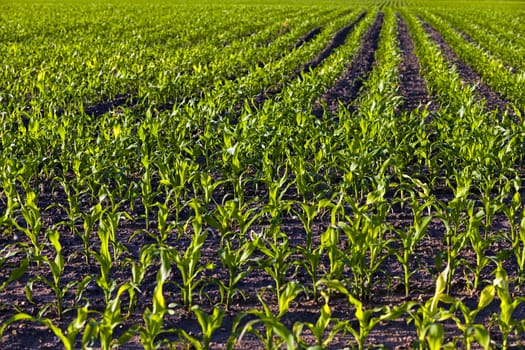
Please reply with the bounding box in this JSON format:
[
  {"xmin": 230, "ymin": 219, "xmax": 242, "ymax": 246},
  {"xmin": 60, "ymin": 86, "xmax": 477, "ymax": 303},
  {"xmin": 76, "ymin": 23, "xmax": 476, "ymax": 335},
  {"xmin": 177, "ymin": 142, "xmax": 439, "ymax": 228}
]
[
  {"xmin": 396, "ymin": 15, "xmax": 433, "ymax": 113},
  {"xmin": 312, "ymin": 12, "xmax": 384, "ymax": 116},
  {"xmin": 298, "ymin": 12, "xmax": 367, "ymax": 74},
  {"xmin": 420, "ymin": 19, "xmax": 512, "ymax": 114},
  {"xmin": 250, "ymin": 12, "xmax": 367, "ymax": 109}
]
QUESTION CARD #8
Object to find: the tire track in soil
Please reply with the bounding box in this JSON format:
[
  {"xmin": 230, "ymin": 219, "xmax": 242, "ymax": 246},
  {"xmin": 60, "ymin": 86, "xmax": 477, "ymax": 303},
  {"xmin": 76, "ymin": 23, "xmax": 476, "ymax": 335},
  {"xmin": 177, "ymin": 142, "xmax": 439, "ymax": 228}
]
[
  {"xmin": 312, "ymin": 12, "xmax": 384, "ymax": 117},
  {"xmin": 397, "ymin": 15, "xmax": 434, "ymax": 113},
  {"xmin": 420, "ymin": 19, "xmax": 513, "ymax": 114}
]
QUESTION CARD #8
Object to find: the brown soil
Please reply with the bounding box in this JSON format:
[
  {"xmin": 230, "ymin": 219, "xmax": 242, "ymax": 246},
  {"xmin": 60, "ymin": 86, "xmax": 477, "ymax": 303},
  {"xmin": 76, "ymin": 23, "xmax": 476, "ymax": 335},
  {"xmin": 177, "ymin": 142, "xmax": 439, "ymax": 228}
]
[
  {"xmin": 83, "ymin": 93, "xmax": 136, "ymax": 117},
  {"xmin": 420, "ymin": 19, "xmax": 513, "ymax": 114},
  {"xmin": 312, "ymin": 12, "xmax": 384, "ymax": 117},
  {"xmin": 2, "ymin": 11, "xmax": 525, "ymax": 350},
  {"xmin": 251, "ymin": 12, "xmax": 366, "ymax": 108},
  {"xmin": 397, "ymin": 15, "xmax": 434, "ymax": 113},
  {"xmin": 298, "ymin": 12, "xmax": 366, "ymax": 74},
  {"xmin": 292, "ymin": 27, "xmax": 322, "ymax": 49}
]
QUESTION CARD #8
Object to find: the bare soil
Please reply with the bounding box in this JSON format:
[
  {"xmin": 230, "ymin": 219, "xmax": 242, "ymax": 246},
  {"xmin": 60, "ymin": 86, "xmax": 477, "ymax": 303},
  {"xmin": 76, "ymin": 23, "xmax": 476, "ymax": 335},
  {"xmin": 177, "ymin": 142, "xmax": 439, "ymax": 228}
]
[
  {"xmin": 312, "ymin": 12, "xmax": 384, "ymax": 117},
  {"xmin": 420, "ymin": 19, "xmax": 513, "ymax": 114},
  {"xmin": 2, "ymin": 12, "xmax": 525, "ymax": 350},
  {"xmin": 397, "ymin": 15, "xmax": 434, "ymax": 113}
]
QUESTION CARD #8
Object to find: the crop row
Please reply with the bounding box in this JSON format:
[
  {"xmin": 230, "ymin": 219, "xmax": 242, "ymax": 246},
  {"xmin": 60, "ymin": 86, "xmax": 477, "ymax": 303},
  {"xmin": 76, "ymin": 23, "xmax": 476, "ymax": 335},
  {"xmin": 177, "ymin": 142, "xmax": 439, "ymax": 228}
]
[{"xmin": 1, "ymin": 1, "xmax": 525, "ymax": 349}]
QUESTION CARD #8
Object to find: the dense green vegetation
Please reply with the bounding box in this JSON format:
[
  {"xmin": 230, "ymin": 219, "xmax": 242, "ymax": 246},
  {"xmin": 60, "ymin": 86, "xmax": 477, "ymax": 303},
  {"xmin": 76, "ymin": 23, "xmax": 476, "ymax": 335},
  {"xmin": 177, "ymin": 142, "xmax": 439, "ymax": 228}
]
[{"xmin": 1, "ymin": 0, "xmax": 525, "ymax": 348}]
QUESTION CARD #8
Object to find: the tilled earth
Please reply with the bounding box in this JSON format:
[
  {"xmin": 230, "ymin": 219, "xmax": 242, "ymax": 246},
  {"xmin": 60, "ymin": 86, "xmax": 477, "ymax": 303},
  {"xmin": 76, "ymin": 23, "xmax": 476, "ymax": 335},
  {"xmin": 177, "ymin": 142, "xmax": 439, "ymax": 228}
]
[{"xmin": 1, "ymin": 10, "xmax": 524, "ymax": 350}]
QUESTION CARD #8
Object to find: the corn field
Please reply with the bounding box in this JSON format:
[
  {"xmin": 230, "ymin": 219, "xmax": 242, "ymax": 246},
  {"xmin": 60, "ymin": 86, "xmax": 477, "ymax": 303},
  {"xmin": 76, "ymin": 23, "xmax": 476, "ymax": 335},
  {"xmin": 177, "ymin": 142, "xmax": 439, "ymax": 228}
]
[{"xmin": 1, "ymin": 0, "xmax": 525, "ymax": 348}]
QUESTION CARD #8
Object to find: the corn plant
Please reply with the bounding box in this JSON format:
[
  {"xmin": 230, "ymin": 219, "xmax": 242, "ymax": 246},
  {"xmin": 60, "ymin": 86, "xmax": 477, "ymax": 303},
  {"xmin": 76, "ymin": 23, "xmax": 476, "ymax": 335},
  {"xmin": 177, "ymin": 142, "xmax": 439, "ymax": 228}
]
[
  {"xmin": 138, "ymin": 123, "xmax": 154, "ymax": 231},
  {"xmin": 407, "ymin": 265, "xmax": 455, "ymax": 350},
  {"xmin": 513, "ymin": 198, "xmax": 525, "ymax": 283},
  {"xmin": 393, "ymin": 193, "xmax": 433, "ymax": 297},
  {"xmin": 178, "ymin": 305, "xmax": 225, "ymax": 350},
  {"xmin": 435, "ymin": 173, "xmax": 472, "ymax": 294},
  {"xmin": 126, "ymin": 243, "xmax": 156, "ymax": 316},
  {"xmin": 169, "ymin": 199, "xmax": 213, "ymax": 309},
  {"xmin": 92, "ymin": 212, "xmax": 122, "ymax": 304},
  {"xmin": 233, "ymin": 283, "xmax": 301, "ymax": 350},
  {"xmin": 0, "ymin": 304, "xmax": 90, "ymax": 350},
  {"xmin": 140, "ymin": 247, "xmax": 172, "ymax": 350},
  {"xmin": 255, "ymin": 230, "xmax": 295, "ymax": 306},
  {"xmin": 218, "ymin": 235, "xmax": 257, "ymax": 310},
  {"xmin": 79, "ymin": 202, "xmax": 105, "ymax": 264},
  {"xmin": 334, "ymin": 195, "xmax": 393, "ymax": 299},
  {"xmin": 83, "ymin": 284, "xmax": 132, "ymax": 349},
  {"xmin": 292, "ymin": 291, "xmax": 347, "ymax": 349},
  {"xmin": 464, "ymin": 200, "xmax": 493, "ymax": 290},
  {"xmin": 320, "ymin": 279, "xmax": 413, "ymax": 350},
  {"xmin": 293, "ymin": 199, "xmax": 332, "ymax": 300},
  {"xmin": 449, "ymin": 285, "xmax": 494, "ymax": 350},
  {"xmin": 493, "ymin": 264, "xmax": 525, "ymax": 349},
  {"xmin": 30, "ymin": 229, "xmax": 70, "ymax": 318},
  {"xmin": 16, "ymin": 190, "xmax": 44, "ymax": 262}
]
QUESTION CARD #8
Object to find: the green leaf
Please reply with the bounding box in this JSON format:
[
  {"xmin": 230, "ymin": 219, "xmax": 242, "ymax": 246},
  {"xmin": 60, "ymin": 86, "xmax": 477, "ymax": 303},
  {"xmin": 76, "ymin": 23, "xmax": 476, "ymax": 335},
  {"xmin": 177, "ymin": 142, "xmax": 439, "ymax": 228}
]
[
  {"xmin": 426, "ymin": 323, "xmax": 444, "ymax": 350},
  {"xmin": 477, "ymin": 285, "xmax": 495, "ymax": 311}
]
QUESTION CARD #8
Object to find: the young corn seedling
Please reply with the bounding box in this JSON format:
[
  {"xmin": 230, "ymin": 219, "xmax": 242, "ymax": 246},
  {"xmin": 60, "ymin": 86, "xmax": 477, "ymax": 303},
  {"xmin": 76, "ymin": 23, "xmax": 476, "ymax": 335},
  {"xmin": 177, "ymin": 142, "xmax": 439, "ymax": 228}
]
[
  {"xmin": 218, "ymin": 236, "xmax": 257, "ymax": 310},
  {"xmin": 79, "ymin": 202, "xmax": 105, "ymax": 264},
  {"xmin": 83, "ymin": 284, "xmax": 132, "ymax": 349},
  {"xmin": 319, "ymin": 279, "xmax": 413, "ymax": 350},
  {"xmin": 99, "ymin": 209, "xmax": 127, "ymax": 262},
  {"xmin": 92, "ymin": 212, "xmax": 121, "ymax": 304},
  {"xmin": 170, "ymin": 199, "xmax": 213, "ymax": 309},
  {"xmin": 178, "ymin": 305, "xmax": 225, "ymax": 350},
  {"xmin": 255, "ymin": 230, "xmax": 294, "ymax": 306},
  {"xmin": 233, "ymin": 283, "xmax": 301, "ymax": 350},
  {"xmin": 151, "ymin": 200, "xmax": 178, "ymax": 245},
  {"xmin": 140, "ymin": 247, "xmax": 172, "ymax": 350},
  {"xmin": 321, "ymin": 226, "xmax": 345, "ymax": 281},
  {"xmin": 125, "ymin": 243, "xmax": 156, "ymax": 316},
  {"xmin": 139, "ymin": 129, "xmax": 154, "ymax": 231},
  {"xmin": 407, "ymin": 265, "xmax": 455, "ymax": 350},
  {"xmin": 293, "ymin": 200, "xmax": 333, "ymax": 299},
  {"xmin": 513, "ymin": 199, "xmax": 525, "ymax": 283},
  {"xmin": 449, "ymin": 285, "xmax": 495, "ymax": 350},
  {"xmin": 292, "ymin": 290, "xmax": 346, "ymax": 349},
  {"xmin": 394, "ymin": 194, "xmax": 433, "ymax": 297},
  {"xmin": 465, "ymin": 200, "xmax": 492, "ymax": 290},
  {"xmin": 55, "ymin": 178, "xmax": 82, "ymax": 234},
  {"xmin": 195, "ymin": 172, "xmax": 221, "ymax": 209},
  {"xmin": 0, "ymin": 174, "xmax": 20, "ymax": 226},
  {"xmin": 263, "ymin": 166, "xmax": 291, "ymax": 233},
  {"xmin": 436, "ymin": 174, "xmax": 472, "ymax": 294},
  {"xmin": 17, "ymin": 189, "xmax": 45, "ymax": 263},
  {"xmin": 0, "ymin": 303, "xmax": 90, "ymax": 350},
  {"xmin": 493, "ymin": 263, "xmax": 525, "ymax": 349},
  {"xmin": 208, "ymin": 199, "xmax": 260, "ymax": 239},
  {"xmin": 336, "ymin": 196, "xmax": 393, "ymax": 299},
  {"xmin": 30, "ymin": 229, "xmax": 71, "ymax": 318},
  {"xmin": 158, "ymin": 154, "xmax": 199, "ymax": 235}
]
